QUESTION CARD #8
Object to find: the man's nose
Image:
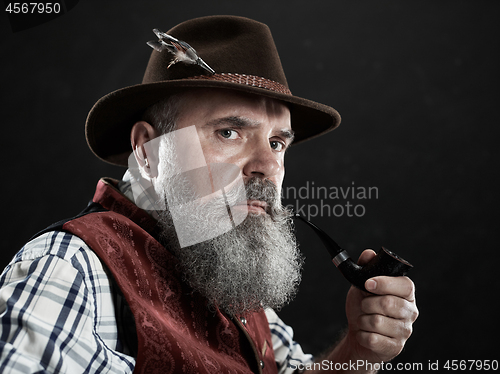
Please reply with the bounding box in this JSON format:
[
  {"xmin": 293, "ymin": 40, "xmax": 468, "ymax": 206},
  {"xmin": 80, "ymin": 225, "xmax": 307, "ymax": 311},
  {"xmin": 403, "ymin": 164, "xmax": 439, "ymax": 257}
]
[{"xmin": 241, "ymin": 140, "xmax": 282, "ymax": 180}]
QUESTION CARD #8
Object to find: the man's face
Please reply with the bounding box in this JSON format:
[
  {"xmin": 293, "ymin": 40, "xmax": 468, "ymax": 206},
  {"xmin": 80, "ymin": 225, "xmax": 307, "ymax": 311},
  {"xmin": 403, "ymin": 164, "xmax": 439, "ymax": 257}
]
[
  {"xmin": 147, "ymin": 88, "xmax": 302, "ymax": 316},
  {"xmin": 173, "ymin": 88, "xmax": 293, "ymax": 208}
]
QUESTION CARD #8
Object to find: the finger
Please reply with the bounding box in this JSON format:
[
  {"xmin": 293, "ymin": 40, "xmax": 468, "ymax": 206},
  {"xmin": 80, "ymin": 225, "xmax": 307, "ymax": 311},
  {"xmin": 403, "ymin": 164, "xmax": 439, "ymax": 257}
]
[
  {"xmin": 357, "ymin": 249, "xmax": 377, "ymax": 266},
  {"xmin": 361, "ymin": 295, "xmax": 418, "ymax": 321},
  {"xmin": 365, "ymin": 276, "xmax": 416, "ymax": 302},
  {"xmin": 357, "ymin": 331, "xmax": 405, "ymax": 360},
  {"xmin": 357, "ymin": 314, "xmax": 413, "ymax": 341}
]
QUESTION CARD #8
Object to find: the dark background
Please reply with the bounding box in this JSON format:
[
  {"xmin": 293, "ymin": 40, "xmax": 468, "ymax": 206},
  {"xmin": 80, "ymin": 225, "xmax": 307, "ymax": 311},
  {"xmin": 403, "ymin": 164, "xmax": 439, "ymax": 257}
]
[{"xmin": 1, "ymin": 0, "xmax": 499, "ymax": 370}]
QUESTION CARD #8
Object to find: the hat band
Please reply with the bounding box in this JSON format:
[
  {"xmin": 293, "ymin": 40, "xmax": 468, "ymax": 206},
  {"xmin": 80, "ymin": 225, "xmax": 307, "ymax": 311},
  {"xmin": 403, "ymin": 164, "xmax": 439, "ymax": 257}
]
[{"xmin": 187, "ymin": 73, "xmax": 292, "ymax": 95}]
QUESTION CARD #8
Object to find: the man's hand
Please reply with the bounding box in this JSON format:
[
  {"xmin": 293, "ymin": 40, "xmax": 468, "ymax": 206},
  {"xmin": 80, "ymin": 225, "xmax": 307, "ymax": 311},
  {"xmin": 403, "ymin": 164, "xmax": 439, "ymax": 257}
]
[
  {"xmin": 343, "ymin": 249, "xmax": 419, "ymax": 364},
  {"xmin": 305, "ymin": 249, "xmax": 418, "ymax": 373}
]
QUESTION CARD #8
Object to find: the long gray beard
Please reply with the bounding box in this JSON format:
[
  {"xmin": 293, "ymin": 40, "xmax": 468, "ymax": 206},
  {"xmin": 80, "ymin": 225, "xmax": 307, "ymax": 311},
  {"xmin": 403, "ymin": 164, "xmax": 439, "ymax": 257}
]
[{"xmin": 156, "ymin": 176, "xmax": 304, "ymax": 316}]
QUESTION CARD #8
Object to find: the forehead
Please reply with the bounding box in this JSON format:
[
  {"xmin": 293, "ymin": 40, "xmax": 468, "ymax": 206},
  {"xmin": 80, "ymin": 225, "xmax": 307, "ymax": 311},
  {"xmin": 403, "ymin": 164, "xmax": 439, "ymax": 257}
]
[{"xmin": 175, "ymin": 88, "xmax": 291, "ymax": 130}]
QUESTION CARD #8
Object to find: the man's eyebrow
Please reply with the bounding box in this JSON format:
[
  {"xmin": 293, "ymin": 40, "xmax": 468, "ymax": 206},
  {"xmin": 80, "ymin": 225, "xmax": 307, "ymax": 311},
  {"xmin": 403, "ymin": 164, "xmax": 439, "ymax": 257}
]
[
  {"xmin": 204, "ymin": 116, "xmax": 259, "ymax": 129},
  {"xmin": 279, "ymin": 129, "xmax": 295, "ymax": 144},
  {"xmin": 204, "ymin": 116, "xmax": 295, "ymax": 143}
]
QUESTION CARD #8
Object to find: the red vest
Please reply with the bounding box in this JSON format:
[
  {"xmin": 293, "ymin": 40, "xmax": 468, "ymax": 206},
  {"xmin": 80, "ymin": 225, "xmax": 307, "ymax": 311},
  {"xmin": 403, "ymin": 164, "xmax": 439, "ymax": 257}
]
[{"xmin": 62, "ymin": 179, "xmax": 277, "ymax": 374}]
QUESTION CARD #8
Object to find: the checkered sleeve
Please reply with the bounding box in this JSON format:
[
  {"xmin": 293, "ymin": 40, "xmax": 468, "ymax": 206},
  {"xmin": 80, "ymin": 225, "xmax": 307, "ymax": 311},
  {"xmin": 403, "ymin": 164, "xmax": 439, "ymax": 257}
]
[
  {"xmin": 0, "ymin": 231, "xmax": 136, "ymax": 373},
  {"xmin": 265, "ymin": 308, "xmax": 314, "ymax": 374}
]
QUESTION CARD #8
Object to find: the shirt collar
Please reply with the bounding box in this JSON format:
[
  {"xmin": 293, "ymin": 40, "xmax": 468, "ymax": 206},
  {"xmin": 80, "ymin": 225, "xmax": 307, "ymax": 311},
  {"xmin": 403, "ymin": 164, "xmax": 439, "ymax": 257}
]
[{"xmin": 118, "ymin": 169, "xmax": 161, "ymax": 220}]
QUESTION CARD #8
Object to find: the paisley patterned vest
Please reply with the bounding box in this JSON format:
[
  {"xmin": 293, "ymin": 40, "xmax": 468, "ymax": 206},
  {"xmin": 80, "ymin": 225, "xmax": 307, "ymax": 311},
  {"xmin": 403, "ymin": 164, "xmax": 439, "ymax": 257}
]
[{"xmin": 60, "ymin": 178, "xmax": 277, "ymax": 374}]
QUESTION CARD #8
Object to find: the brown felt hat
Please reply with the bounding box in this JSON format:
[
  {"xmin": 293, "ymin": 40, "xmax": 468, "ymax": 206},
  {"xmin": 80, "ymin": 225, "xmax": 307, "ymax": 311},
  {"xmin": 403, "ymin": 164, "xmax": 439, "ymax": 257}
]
[{"xmin": 86, "ymin": 15, "xmax": 341, "ymax": 166}]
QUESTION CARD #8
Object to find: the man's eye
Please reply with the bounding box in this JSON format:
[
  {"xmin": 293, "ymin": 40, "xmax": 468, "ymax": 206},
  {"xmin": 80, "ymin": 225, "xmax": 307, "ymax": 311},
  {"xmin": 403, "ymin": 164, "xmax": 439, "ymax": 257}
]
[
  {"xmin": 219, "ymin": 129, "xmax": 238, "ymax": 139},
  {"xmin": 270, "ymin": 140, "xmax": 284, "ymax": 151}
]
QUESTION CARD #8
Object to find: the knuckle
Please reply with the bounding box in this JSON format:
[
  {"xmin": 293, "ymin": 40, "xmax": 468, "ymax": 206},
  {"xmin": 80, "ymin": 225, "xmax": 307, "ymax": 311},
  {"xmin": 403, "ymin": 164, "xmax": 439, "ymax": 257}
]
[
  {"xmin": 394, "ymin": 339, "xmax": 405, "ymax": 355},
  {"xmin": 402, "ymin": 301, "xmax": 419, "ymax": 322},
  {"xmin": 381, "ymin": 296, "xmax": 395, "ymax": 312},
  {"xmin": 402, "ymin": 321, "xmax": 413, "ymax": 339},
  {"xmin": 412, "ymin": 305, "xmax": 420, "ymax": 321},
  {"xmin": 405, "ymin": 277, "xmax": 416, "ymax": 299},
  {"xmin": 370, "ymin": 314, "xmax": 384, "ymax": 329},
  {"xmin": 363, "ymin": 332, "xmax": 379, "ymax": 349}
]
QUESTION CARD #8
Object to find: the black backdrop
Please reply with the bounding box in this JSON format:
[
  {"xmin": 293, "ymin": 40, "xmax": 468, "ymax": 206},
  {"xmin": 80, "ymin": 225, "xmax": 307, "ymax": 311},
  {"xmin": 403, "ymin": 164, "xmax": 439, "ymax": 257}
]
[{"xmin": 1, "ymin": 0, "xmax": 499, "ymax": 370}]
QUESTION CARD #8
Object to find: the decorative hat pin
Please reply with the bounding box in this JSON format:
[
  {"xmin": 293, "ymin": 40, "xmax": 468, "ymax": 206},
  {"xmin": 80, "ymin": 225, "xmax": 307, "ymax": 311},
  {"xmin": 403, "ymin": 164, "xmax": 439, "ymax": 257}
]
[{"xmin": 147, "ymin": 28, "xmax": 215, "ymax": 74}]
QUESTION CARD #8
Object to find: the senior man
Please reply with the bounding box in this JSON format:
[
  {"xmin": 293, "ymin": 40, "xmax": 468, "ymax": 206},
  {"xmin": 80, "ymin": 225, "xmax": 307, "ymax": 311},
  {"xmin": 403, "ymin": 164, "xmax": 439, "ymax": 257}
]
[{"xmin": 0, "ymin": 16, "xmax": 418, "ymax": 373}]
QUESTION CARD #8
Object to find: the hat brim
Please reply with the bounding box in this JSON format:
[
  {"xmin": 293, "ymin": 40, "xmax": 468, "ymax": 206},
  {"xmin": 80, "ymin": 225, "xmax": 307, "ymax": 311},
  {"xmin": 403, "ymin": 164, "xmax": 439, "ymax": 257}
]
[{"xmin": 85, "ymin": 79, "xmax": 341, "ymax": 166}]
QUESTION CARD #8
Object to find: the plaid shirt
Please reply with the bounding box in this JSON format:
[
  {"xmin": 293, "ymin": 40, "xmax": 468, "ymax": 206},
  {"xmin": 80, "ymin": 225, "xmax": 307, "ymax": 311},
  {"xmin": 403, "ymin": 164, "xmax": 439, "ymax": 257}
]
[{"xmin": 0, "ymin": 175, "xmax": 313, "ymax": 373}]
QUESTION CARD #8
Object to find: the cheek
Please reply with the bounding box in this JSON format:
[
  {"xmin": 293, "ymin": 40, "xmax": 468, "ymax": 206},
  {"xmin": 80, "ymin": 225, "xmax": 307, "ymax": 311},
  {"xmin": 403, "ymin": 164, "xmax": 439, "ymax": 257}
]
[
  {"xmin": 275, "ymin": 159, "xmax": 285, "ymax": 179},
  {"xmin": 197, "ymin": 132, "xmax": 232, "ymax": 164},
  {"xmin": 274, "ymin": 159, "xmax": 286, "ymax": 191},
  {"xmin": 201, "ymin": 141, "xmax": 246, "ymax": 168},
  {"xmin": 277, "ymin": 158, "xmax": 284, "ymax": 170},
  {"xmin": 198, "ymin": 147, "xmax": 245, "ymax": 195}
]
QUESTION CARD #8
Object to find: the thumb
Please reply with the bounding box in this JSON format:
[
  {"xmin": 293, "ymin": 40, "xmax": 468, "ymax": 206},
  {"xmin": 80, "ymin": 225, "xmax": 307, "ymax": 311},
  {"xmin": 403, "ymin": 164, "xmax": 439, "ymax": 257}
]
[{"xmin": 357, "ymin": 248, "xmax": 377, "ymax": 266}]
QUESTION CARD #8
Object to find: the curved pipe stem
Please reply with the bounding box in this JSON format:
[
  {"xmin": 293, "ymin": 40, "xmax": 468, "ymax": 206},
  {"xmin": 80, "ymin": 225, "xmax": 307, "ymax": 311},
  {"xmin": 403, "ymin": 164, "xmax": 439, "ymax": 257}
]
[{"xmin": 294, "ymin": 213, "xmax": 412, "ymax": 292}]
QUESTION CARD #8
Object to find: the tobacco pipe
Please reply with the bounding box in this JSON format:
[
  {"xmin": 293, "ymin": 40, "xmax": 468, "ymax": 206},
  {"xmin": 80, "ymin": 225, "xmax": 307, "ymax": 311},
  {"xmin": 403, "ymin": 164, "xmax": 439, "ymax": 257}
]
[{"xmin": 293, "ymin": 213, "xmax": 412, "ymax": 293}]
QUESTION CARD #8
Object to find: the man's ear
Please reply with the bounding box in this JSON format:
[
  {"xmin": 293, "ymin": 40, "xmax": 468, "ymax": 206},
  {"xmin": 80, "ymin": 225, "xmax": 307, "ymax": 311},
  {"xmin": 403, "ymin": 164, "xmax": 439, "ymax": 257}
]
[{"xmin": 130, "ymin": 121, "xmax": 160, "ymax": 176}]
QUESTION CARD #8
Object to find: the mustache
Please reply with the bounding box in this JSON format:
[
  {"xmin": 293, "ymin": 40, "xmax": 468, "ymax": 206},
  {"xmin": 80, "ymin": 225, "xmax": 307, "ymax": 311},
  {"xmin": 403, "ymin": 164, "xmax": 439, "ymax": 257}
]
[
  {"xmin": 158, "ymin": 169, "xmax": 289, "ymax": 222},
  {"xmin": 237, "ymin": 177, "xmax": 290, "ymax": 221}
]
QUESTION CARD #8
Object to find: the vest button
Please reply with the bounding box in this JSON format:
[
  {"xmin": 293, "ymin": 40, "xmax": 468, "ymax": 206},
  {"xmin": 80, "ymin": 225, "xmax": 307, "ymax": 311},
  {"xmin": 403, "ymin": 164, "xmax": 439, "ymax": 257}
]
[
  {"xmin": 240, "ymin": 317, "xmax": 247, "ymax": 326},
  {"xmin": 260, "ymin": 360, "xmax": 265, "ymax": 369}
]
